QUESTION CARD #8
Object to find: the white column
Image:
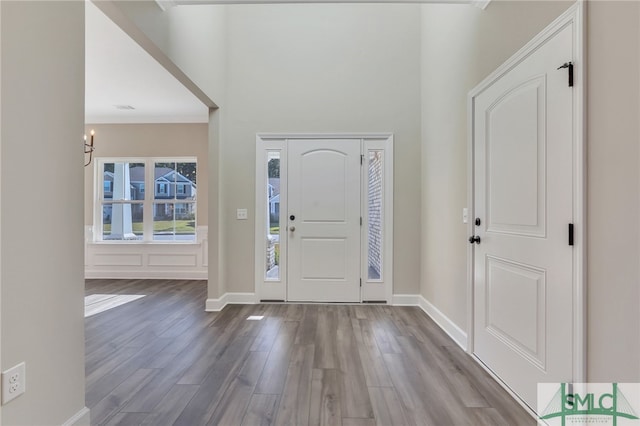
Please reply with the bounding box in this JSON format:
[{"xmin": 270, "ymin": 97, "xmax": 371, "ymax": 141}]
[{"xmin": 110, "ymin": 163, "xmax": 136, "ymax": 240}]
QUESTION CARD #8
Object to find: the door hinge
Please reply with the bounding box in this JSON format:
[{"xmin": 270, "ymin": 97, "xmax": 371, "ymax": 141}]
[
  {"xmin": 360, "ymin": 278, "xmax": 362, "ymax": 287},
  {"xmin": 568, "ymin": 223, "xmax": 574, "ymax": 246},
  {"xmin": 361, "ymin": 154, "xmax": 364, "ymax": 165},
  {"xmin": 360, "ymin": 217, "xmax": 363, "ymax": 226},
  {"xmin": 557, "ymin": 62, "xmax": 574, "ymax": 87}
]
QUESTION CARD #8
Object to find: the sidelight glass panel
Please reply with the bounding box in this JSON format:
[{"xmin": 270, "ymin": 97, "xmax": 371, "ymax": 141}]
[
  {"xmin": 266, "ymin": 152, "xmax": 280, "ymax": 280},
  {"xmin": 368, "ymin": 151, "xmax": 384, "ymax": 280}
]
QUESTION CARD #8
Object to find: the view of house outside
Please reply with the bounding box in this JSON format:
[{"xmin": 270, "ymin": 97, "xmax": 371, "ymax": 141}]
[
  {"xmin": 266, "ymin": 153, "xmax": 280, "ymax": 279},
  {"xmin": 101, "ymin": 160, "xmax": 197, "ymax": 242}
]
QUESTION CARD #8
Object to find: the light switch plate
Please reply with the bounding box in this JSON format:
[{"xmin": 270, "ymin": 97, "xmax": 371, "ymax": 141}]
[
  {"xmin": 237, "ymin": 209, "xmax": 248, "ymax": 220},
  {"xmin": 462, "ymin": 208, "xmax": 469, "ymax": 224}
]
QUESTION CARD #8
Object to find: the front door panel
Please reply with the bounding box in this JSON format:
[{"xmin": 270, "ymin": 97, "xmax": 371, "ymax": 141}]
[{"xmin": 287, "ymin": 139, "xmax": 361, "ymax": 302}]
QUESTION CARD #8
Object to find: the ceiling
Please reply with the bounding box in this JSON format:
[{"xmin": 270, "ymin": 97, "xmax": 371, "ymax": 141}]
[{"xmin": 85, "ymin": 1, "xmax": 208, "ymax": 124}]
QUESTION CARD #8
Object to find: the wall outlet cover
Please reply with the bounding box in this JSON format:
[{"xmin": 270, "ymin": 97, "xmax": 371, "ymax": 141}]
[{"xmin": 2, "ymin": 362, "xmax": 25, "ymax": 405}]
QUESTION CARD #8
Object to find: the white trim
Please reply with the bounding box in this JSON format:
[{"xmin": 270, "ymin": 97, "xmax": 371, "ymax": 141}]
[
  {"xmin": 62, "ymin": 407, "xmax": 91, "ymax": 426},
  {"xmin": 258, "ymin": 132, "xmax": 393, "ymax": 140},
  {"xmin": 172, "ymin": 0, "xmax": 489, "ymax": 4},
  {"xmin": 470, "ymin": 0, "xmax": 490, "ymax": 10},
  {"xmin": 205, "ymin": 292, "xmax": 258, "ymax": 312},
  {"xmin": 254, "ymin": 139, "xmax": 288, "ymax": 301},
  {"xmin": 93, "ymin": 156, "xmax": 198, "ymax": 243},
  {"xmin": 154, "ymin": 0, "xmax": 177, "ymax": 11},
  {"xmin": 255, "ymin": 133, "xmax": 394, "ymax": 303},
  {"xmin": 572, "ymin": 0, "xmax": 587, "ymax": 386},
  {"xmin": 85, "ymin": 271, "xmax": 207, "ymax": 280},
  {"xmin": 417, "ymin": 295, "xmax": 468, "ymax": 351},
  {"xmin": 361, "ymin": 137, "xmax": 394, "ymax": 303},
  {"xmin": 466, "ymin": 0, "xmax": 586, "ymax": 390},
  {"xmin": 85, "ymin": 226, "xmax": 208, "ymax": 279},
  {"xmin": 84, "ymin": 114, "xmax": 207, "ymax": 124}
]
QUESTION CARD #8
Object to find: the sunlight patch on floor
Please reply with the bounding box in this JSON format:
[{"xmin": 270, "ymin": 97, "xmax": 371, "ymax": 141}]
[{"xmin": 84, "ymin": 294, "xmax": 146, "ymax": 318}]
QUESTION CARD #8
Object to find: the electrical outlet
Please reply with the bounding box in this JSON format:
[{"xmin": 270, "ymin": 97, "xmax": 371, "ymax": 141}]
[{"xmin": 2, "ymin": 362, "xmax": 25, "ymax": 404}]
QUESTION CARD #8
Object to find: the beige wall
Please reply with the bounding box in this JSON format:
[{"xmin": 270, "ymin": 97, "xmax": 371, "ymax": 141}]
[
  {"xmin": 586, "ymin": 0, "xmax": 640, "ymax": 382},
  {"xmin": 1, "ymin": 1, "xmax": 86, "ymax": 424},
  {"xmin": 420, "ymin": 0, "xmax": 573, "ymax": 334},
  {"xmin": 224, "ymin": 4, "xmax": 422, "ymax": 294},
  {"xmin": 84, "ymin": 123, "xmax": 209, "ymax": 227}
]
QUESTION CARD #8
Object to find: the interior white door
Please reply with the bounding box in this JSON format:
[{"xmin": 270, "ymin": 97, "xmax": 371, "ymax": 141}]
[
  {"xmin": 287, "ymin": 139, "xmax": 361, "ymax": 302},
  {"xmin": 472, "ymin": 24, "xmax": 574, "ymax": 409}
]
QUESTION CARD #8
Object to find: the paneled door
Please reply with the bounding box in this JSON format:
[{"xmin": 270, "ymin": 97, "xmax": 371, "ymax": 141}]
[
  {"xmin": 287, "ymin": 139, "xmax": 361, "ymax": 302},
  {"xmin": 472, "ymin": 22, "xmax": 575, "ymax": 409}
]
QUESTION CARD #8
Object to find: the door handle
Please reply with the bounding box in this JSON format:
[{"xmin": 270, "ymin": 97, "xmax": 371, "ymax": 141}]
[
  {"xmin": 468, "ymin": 235, "xmax": 481, "ymax": 244},
  {"xmin": 289, "ymin": 226, "xmax": 296, "ymax": 232}
]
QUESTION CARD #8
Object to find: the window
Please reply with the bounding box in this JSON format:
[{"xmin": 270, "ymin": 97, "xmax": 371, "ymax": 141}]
[
  {"xmin": 95, "ymin": 158, "xmax": 197, "ymax": 242},
  {"xmin": 157, "ymin": 182, "xmax": 168, "ymax": 195}
]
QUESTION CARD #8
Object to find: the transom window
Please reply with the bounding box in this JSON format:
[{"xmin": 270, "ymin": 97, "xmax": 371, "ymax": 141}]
[{"xmin": 95, "ymin": 158, "xmax": 197, "ymax": 242}]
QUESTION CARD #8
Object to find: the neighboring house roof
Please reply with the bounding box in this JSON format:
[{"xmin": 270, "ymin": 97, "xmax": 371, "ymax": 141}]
[
  {"xmin": 268, "ymin": 178, "xmax": 280, "ymax": 196},
  {"xmin": 104, "ymin": 166, "xmax": 195, "ymax": 187}
]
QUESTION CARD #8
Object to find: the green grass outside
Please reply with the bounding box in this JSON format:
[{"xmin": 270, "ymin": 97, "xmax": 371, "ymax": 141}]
[
  {"xmin": 104, "ymin": 220, "xmax": 195, "ymax": 234},
  {"xmin": 270, "ymin": 226, "xmax": 280, "ymax": 234}
]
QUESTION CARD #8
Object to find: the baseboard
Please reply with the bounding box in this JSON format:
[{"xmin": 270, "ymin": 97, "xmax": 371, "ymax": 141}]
[
  {"xmin": 417, "ymin": 295, "xmax": 468, "ymax": 351},
  {"xmin": 85, "ymin": 270, "xmax": 207, "ymax": 280},
  {"xmin": 391, "ymin": 293, "xmax": 467, "ymax": 351},
  {"xmin": 205, "ymin": 292, "xmax": 257, "ymax": 312},
  {"xmin": 391, "ymin": 294, "xmax": 421, "ymax": 306},
  {"xmin": 62, "ymin": 407, "xmax": 90, "ymax": 426}
]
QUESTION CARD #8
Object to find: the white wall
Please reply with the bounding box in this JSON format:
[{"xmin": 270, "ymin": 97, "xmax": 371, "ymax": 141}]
[
  {"xmin": 224, "ymin": 4, "xmax": 422, "ymax": 294},
  {"xmin": 1, "ymin": 1, "xmax": 87, "ymax": 424}
]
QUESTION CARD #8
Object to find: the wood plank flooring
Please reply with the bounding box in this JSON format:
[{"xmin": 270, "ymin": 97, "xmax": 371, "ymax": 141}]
[{"xmin": 85, "ymin": 279, "xmax": 534, "ymax": 426}]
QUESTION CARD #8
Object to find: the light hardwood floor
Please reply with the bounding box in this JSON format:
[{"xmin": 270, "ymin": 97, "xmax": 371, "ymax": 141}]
[{"xmin": 85, "ymin": 279, "xmax": 534, "ymax": 426}]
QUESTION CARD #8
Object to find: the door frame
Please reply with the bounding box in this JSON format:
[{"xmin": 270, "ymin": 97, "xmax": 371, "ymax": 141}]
[
  {"xmin": 254, "ymin": 133, "xmax": 394, "ymax": 303},
  {"xmin": 466, "ymin": 0, "xmax": 585, "ymax": 406}
]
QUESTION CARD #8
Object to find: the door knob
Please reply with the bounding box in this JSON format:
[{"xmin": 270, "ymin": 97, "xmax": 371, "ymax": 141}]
[
  {"xmin": 290, "ymin": 226, "xmax": 296, "ymax": 232},
  {"xmin": 468, "ymin": 235, "xmax": 481, "ymax": 244}
]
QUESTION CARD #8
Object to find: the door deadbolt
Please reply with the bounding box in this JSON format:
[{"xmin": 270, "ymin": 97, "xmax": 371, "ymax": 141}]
[
  {"xmin": 290, "ymin": 215, "xmax": 296, "ymax": 221},
  {"xmin": 475, "ymin": 218, "xmax": 481, "ymax": 226}
]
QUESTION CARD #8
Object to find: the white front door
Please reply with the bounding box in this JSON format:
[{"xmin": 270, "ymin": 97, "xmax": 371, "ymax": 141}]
[
  {"xmin": 287, "ymin": 139, "xmax": 361, "ymax": 302},
  {"xmin": 472, "ymin": 23, "xmax": 575, "ymax": 408}
]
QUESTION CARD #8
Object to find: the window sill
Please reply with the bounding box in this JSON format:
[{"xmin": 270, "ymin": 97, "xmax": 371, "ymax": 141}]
[{"xmin": 88, "ymin": 240, "xmax": 201, "ymax": 246}]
